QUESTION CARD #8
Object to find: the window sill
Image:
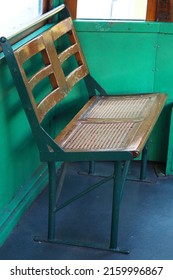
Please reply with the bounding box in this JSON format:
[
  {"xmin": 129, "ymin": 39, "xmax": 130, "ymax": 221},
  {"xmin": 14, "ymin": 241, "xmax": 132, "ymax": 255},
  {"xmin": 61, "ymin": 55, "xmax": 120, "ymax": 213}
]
[{"xmin": 74, "ymin": 19, "xmax": 173, "ymax": 34}]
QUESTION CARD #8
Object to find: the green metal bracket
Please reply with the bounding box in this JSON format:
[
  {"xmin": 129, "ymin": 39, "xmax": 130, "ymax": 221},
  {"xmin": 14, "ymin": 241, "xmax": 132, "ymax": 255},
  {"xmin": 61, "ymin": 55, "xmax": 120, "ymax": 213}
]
[{"xmin": 34, "ymin": 159, "xmax": 131, "ymax": 254}]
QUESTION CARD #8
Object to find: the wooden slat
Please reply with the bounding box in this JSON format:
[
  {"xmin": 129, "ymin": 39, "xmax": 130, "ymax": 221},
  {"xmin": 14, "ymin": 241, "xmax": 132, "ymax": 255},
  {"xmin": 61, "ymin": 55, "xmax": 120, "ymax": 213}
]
[
  {"xmin": 29, "ymin": 65, "xmax": 54, "ymax": 89},
  {"xmin": 42, "ymin": 30, "xmax": 67, "ymax": 90},
  {"xmin": 58, "ymin": 44, "xmax": 79, "ymax": 64},
  {"xmin": 15, "ymin": 36, "xmax": 45, "ymax": 63},
  {"xmin": 37, "ymin": 87, "xmax": 65, "ymax": 122},
  {"xmin": 51, "ymin": 17, "xmax": 73, "ymax": 41},
  {"xmin": 68, "ymin": 24, "xmax": 89, "ymax": 71},
  {"xmin": 66, "ymin": 65, "xmax": 89, "ymax": 90}
]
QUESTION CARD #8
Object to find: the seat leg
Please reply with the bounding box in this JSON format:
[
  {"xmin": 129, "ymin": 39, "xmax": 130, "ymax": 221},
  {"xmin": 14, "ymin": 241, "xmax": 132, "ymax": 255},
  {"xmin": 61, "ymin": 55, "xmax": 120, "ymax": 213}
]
[
  {"xmin": 140, "ymin": 140, "xmax": 149, "ymax": 180},
  {"xmin": 48, "ymin": 162, "xmax": 57, "ymax": 240},
  {"xmin": 89, "ymin": 161, "xmax": 95, "ymax": 174},
  {"xmin": 121, "ymin": 160, "xmax": 130, "ymax": 200},
  {"xmin": 34, "ymin": 162, "xmax": 68, "ymax": 243},
  {"xmin": 109, "ymin": 161, "xmax": 129, "ymax": 253},
  {"xmin": 36, "ymin": 160, "xmax": 129, "ymax": 253},
  {"xmin": 78, "ymin": 161, "xmax": 97, "ymax": 176},
  {"xmin": 56, "ymin": 162, "xmax": 69, "ymax": 201}
]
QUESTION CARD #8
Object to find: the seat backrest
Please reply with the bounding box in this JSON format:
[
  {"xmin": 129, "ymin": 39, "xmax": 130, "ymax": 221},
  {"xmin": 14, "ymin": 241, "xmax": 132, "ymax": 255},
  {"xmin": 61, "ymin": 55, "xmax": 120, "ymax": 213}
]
[
  {"xmin": 0, "ymin": 10, "xmax": 88, "ymax": 153},
  {"xmin": 14, "ymin": 17, "xmax": 89, "ymax": 123},
  {"xmin": 0, "ymin": 6, "xmax": 107, "ymax": 154}
]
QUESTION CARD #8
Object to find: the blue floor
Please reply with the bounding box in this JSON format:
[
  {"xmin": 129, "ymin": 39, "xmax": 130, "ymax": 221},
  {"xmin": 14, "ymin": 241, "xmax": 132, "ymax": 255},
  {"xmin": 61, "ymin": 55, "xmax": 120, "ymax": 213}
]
[{"xmin": 0, "ymin": 161, "xmax": 173, "ymax": 260}]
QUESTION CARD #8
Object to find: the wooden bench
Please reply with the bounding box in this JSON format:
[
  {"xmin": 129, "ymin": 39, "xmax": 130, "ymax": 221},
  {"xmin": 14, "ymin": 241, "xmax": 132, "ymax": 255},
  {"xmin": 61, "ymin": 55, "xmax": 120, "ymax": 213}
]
[{"xmin": 0, "ymin": 5, "xmax": 167, "ymax": 253}]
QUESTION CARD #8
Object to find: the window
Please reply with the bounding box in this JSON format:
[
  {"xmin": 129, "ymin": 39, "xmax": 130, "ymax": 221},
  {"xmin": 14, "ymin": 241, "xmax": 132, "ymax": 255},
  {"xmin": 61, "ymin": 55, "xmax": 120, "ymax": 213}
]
[
  {"xmin": 77, "ymin": 0, "xmax": 148, "ymax": 20},
  {"xmin": 0, "ymin": 0, "xmax": 48, "ymax": 39}
]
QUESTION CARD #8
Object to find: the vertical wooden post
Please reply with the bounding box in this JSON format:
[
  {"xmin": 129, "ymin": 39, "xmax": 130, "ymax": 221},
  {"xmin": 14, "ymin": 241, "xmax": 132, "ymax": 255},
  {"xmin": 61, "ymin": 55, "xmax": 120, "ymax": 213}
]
[
  {"xmin": 65, "ymin": 0, "xmax": 77, "ymax": 19},
  {"xmin": 146, "ymin": 0, "xmax": 158, "ymax": 21}
]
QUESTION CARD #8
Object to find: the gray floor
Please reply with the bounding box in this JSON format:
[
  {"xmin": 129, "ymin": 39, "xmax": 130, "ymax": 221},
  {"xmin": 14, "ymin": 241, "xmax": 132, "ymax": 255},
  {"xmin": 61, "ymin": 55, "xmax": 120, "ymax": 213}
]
[{"xmin": 0, "ymin": 161, "xmax": 173, "ymax": 260}]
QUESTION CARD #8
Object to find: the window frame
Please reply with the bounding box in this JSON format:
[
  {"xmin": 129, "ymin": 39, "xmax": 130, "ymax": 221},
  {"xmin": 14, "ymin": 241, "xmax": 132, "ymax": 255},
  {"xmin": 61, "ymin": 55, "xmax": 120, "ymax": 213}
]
[
  {"xmin": 4, "ymin": 0, "xmax": 51, "ymax": 46},
  {"xmin": 67, "ymin": 0, "xmax": 173, "ymax": 22}
]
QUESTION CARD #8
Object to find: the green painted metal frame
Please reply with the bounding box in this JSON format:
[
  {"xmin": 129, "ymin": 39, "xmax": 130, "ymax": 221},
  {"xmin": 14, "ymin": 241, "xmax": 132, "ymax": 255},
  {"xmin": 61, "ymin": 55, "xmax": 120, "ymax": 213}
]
[
  {"xmin": 34, "ymin": 160, "xmax": 131, "ymax": 253},
  {"xmin": 0, "ymin": 32, "xmax": 133, "ymax": 253},
  {"xmin": 166, "ymin": 108, "xmax": 173, "ymax": 175},
  {"xmin": 81, "ymin": 140, "xmax": 149, "ymax": 181}
]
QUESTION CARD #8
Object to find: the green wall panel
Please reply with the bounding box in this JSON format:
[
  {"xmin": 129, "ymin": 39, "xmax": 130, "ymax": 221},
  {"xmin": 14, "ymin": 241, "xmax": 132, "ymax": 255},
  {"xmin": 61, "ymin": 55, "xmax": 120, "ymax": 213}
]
[
  {"xmin": 154, "ymin": 32, "xmax": 173, "ymax": 96},
  {"xmin": 77, "ymin": 32, "xmax": 157, "ymax": 94},
  {"xmin": 75, "ymin": 21, "xmax": 160, "ymax": 95},
  {"xmin": 0, "ymin": 62, "xmax": 40, "ymax": 211}
]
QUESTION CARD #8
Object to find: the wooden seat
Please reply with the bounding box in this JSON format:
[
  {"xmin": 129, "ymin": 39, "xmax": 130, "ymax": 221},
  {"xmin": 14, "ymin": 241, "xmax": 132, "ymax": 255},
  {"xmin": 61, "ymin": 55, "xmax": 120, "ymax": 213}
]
[
  {"xmin": 0, "ymin": 5, "xmax": 167, "ymax": 253},
  {"xmin": 56, "ymin": 94, "xmax": 166, "ymax": 155}
]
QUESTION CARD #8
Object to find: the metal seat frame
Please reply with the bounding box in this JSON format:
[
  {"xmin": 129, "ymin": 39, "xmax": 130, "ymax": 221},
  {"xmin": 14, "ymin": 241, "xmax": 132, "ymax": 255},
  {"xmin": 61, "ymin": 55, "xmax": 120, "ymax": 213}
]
[{"xmin": 0, "ymin": 5, "xmax": 167, "ymax": 253}]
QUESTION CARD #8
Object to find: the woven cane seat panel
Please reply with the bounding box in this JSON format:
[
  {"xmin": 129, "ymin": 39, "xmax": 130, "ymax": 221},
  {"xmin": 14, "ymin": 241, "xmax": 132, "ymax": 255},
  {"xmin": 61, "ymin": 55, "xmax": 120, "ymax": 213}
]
[
  {"xmin": 80, "ymin": 95, "xmax": 157, "ymax": 120},
  {"xmin": 56, "ymin": 93, "xmax": 167, "ymax": 153},
  {"xmin": 59, "ymin": 122, "xmax": 140, "ymax": 151}
]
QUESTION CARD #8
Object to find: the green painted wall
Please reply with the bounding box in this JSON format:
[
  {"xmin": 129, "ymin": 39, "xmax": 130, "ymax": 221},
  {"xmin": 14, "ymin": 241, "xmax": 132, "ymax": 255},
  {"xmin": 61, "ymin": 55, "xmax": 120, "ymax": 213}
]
[
  {"xmin": 0, "ymin": 62, "xmax": 39, "ymax": 209},
  {"xmin": 0, "ymin": 19, "xmax": 173, "ymax": 245}
]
